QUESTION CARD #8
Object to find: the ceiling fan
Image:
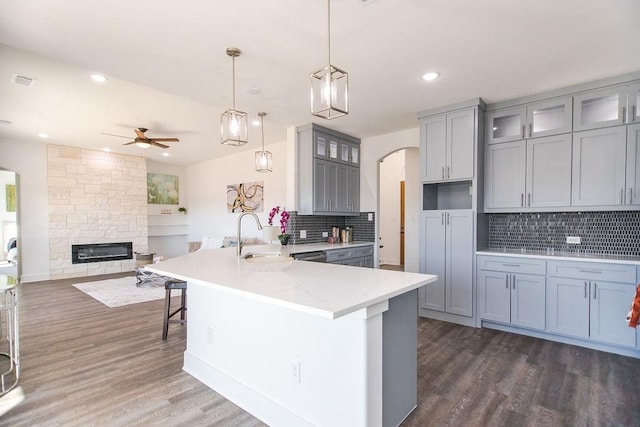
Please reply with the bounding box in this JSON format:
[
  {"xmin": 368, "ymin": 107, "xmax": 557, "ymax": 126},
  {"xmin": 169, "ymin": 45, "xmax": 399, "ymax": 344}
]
[{"xmin": 102, "ymin": 128, "xmax": 179, "ymax": 149}]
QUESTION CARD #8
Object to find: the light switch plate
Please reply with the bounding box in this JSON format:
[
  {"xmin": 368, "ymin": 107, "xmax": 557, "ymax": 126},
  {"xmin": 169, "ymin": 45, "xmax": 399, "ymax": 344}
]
[
  {"xmin": 368, "ymin": 213, "xmax": 373, "ymax": 221},
  {"xmin": 300, "ymin": 230, "xmax": 307, "ymax": 239}
]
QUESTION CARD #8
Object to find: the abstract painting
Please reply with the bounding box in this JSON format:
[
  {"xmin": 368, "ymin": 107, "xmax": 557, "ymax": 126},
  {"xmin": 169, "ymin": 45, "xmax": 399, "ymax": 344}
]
[
  {"xmin": 227, "ymin": 181, "xmax": 264, "ymax": 213},
  {"xmin": 5, "ymin": 184, "xmax": 16, "ymax": 212},
  {"xmin": 147, "ymin": 173, "xmax": 179, "ymax": 205}
]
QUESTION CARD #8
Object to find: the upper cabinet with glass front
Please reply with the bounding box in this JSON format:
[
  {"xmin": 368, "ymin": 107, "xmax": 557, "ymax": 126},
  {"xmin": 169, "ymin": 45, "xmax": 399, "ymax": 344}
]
[
  {"xmin": 629, "ymin": 82, "xmax": 640, "ymax": 124},
  {"xmin": 487, "ymin": 96, "xmax": 572, "ymax": 144},
  {"xmin": 573, "ymin": 86, "xmax": 627, "ymax": 131}
]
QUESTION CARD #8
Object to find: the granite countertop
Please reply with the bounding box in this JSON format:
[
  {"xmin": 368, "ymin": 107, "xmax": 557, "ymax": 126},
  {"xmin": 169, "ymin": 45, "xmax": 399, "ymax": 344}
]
[
  {"xmin": 477, "ymin": 249, "xmax": 640, "ymax": 266},
  {"xmin": 146, "ymin": 245, "xmax": 435, "ymax": 319}
]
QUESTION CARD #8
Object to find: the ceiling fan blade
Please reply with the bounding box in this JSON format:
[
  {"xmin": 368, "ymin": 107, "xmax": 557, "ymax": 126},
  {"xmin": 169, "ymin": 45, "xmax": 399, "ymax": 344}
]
[
  {"xmin": 151, "ymin": 141, "xmax": 170, "ymax": 149},
  {"xmin": 123, "ymin": 141, "xmax": 137, "ymax": 145},
  {"xmin": 101, "ymin": 132, "xmax": 131, "ymax": 139},
  {"xmin": 149, "ymin": 138, "xmax": 179, "ymax": 142},
  {"xmin": 134, "ymin": 129, "xmax": 147, "ymax": 139}
]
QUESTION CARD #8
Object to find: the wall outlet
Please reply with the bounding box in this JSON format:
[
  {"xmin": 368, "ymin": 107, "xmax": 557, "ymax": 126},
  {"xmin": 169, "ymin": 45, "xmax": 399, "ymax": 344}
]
[
  {"xmin": 300, "ymin": 230, "xmax": 307, "ymax": 239},
  {"xmin": 322, "ymin": 231, "xmax": 328, "ymax": 237},
  {"xmin": 368, "ymin": 212, "xmax": 373, "ymax": 221},
  {"xmin": 566, "ymin": 236, "xmax": 581, "ymax": 244},
  {"xmin": 289, "ymin": 360, "xmax": 300, "ymax": 383}
]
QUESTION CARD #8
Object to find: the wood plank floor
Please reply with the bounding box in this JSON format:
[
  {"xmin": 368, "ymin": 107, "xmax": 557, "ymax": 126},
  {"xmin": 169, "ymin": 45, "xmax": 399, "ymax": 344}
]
[{"xmin": 2, "ymin": 273, "xmax": 639, "ymax": 426}]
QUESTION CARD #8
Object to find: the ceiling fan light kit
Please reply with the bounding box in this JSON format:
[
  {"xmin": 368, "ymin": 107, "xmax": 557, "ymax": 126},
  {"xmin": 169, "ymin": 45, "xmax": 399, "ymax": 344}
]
[
  {"xmin": 255, "ymin": 112, "xmax": 272, "ymax": 173},
  {"xmin": 221, "ymin": 47, "xmax": 249, "ymax": 146},
  {"xmin": 311, "ymin": 0, "xmax": 349, "ymax": 120},
  {"xmin": 103, "ymin": 127, "xmax": 179, "ymax": 150}
]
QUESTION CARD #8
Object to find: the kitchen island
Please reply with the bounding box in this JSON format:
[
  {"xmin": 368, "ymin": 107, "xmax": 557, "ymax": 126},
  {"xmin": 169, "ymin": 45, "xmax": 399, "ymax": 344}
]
[{"xmin": 146, "ymin": 246, "xmax": 437, "ymax": 427}]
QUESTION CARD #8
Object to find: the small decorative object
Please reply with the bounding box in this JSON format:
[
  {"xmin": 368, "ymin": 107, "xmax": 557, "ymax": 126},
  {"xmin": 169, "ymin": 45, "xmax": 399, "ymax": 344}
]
[
  {"xmin": 269, "ymin": 206, "xmax": 291, "ymax": 245},
  {"xmin": 178, "ymin": 207, "xmax": 187, "ymax": 214}
]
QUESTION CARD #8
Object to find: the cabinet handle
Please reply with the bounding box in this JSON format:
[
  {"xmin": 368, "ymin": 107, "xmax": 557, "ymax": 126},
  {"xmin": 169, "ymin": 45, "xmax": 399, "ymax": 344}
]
[
  {"xmin": 632, "ymin": 106, "xmax": 637, "ymax": 122},
  {"xmin": 593, "ymin": 282, "xmax": 597, "ymax": 300},
  {"xmin": 584, "ymin": 281, "xmax": 588, "ymax": 298},
  {"xmin": 505, "ymin": 275, "xmax": 509, "ymax": 289},
  {"xmin": 447, "ymin": 166, "xmax": 450, "ymax": 179},
  {"xmin": 521, "ymin": 124, "xmax": 525, "ymax": 139},
  {"xmin": 621, "ymin": 188, "xmax": 624, "ymax": 205},
  {"xmin": 630, "ymin": 188, "xmax": 634, "ymax": 204},
  {"xmin": 441, "ymin": 212, "xmax": 444, "ymax": 225},
  {"xmin": 521, "ymin": 193, "xmax": 524, "ymax": 207},
  {"xmin": 512, "ymin": 274, "xmax": 515, "ymax": 290},
  {"xmin": 502, "ymin": 263, "xmax": 520, "ymax": 267},
  {"xmin": 528, "ymin": 193, "xmax": 531, "ymax": 207},
  {"xmin": 528, "ymin": 123, "xmax": 532, "ymax": 138},
  {"xmin": 442, "ymin": 167, "xmax": 445, "ymax": 179},
  {"xmin": 622, "ymin": 106, "xmax": 626, "ymax": 124},
  {"xmin": 446, "ymin": 212, "xmax": 450, "ymax": 225},
  {"xmin": 579, "ymin": 269, "xmax": 602, "ymax": 274}
]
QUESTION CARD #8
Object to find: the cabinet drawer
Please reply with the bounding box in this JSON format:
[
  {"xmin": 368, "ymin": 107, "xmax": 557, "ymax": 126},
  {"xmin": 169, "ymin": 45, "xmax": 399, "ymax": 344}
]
[
  {"xmin": 325, "ymin": 248, "xmax": 352, "ymax": 262},
  {"xmin": 477, "ymin": 255, "xmax": 546, "ymax": 275},
  {"xmin": 351, "ymin": 245, "xmax": 373, "ymax": 258},
  {"xmin": 547, "ymin": 261, "xmax": 636, "ymax": 283}
]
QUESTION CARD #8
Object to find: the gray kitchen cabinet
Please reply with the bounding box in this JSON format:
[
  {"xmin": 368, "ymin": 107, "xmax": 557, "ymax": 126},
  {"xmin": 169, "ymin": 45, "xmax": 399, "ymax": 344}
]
[
  {"xmin": 298, "ymin": 123, "xmax": 361, "ymax": 216},
  {"xmin": 546, "ymin": 261, "xmax": 637, "ymax": 348},
  {"xmin": 627, "ymin": 124, "xmax": 640, "ymax": 206},
  {"xmin": 485, "ymin": 134, "xmax": 572, "ymax": 211},
  {"xmin": 630, "ymin": 83, "xmax": 640, "ymax": 124},
  {"xmin": 477, "ymin": 256, "xmax": 546, "ymax": 331},
  {"xmin": 487, "ymin": 96, "xmax": 572, "ymax": 144},
  {"xmin": 420, "ymin": 210, "xmax": 473, "ymax": 317},
  {"xmin": 571, "ymin": 126, "xmax": 627, "ymax": 207},
  {"xmin": 325, "ymin": 245, "xmax": 374, "ymax": 268},
  {"xmin": 573, "ymin": 85, "xmax": 627, "ymax": 131},
  {"xmin": 485, "ymin": 141, "xmax": 526, "ymax": 209},
  {"xmin": 421, "ymin": 108, "xmax": 475, "ymax": 182}
]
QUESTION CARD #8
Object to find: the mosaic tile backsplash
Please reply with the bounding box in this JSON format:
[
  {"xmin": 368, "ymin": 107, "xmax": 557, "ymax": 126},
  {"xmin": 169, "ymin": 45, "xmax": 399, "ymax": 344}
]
[
  {"xmin": 488, "ymin": 211, "xmax": 640, "ymax": 257},
  {"xmin": 287, "ymin": 211, "xmax": 375, "ymax": 245}
]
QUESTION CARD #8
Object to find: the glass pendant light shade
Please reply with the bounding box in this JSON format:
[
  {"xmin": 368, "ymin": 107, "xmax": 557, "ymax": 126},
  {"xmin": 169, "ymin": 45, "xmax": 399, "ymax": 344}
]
[
  {"xmin": 221, "ymin": 109, "xmax": 248, "ymax": 146},
  {"xmin": 255, "ymin": 112, "xmax": 272, "ymax": 172},
  {"xmin": 310, "ymin": 0, "xmax": 348, "ymax": 120},
  {"xmin": 311, "ymin": 64, "xmax": 348, "ymax": 119},
  {"xmin": 221, "ymin": 47, "xmax": 248, "ymax": 146}
]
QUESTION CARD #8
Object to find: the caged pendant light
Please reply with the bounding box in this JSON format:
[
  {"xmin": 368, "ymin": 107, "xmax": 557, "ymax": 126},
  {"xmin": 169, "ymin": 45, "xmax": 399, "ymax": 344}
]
[
  {"xmin": 221, "ymin": 47, "xmax": 248, "ymax": 146},
  {"xmin": 310, "ymin": 0, "xmax": 348, "ymax": 119},
  {"xmin": 255, "ymin": 112, "xmax": 272, "ymax": 173}
]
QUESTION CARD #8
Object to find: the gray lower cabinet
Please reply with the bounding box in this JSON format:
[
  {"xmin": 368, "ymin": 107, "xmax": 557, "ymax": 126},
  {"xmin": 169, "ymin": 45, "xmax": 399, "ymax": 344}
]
[
  {"xmin": 325, "ymin": 245, "xmax": 374, "ymax": 268},
  {"xmin": 477, "ymin": 256, "xmax": 546, "ymax": 331},
  {"xmin": 546, "ymin": 261, "xmax": 637, "ymax": 348},
  {"xmin": 420, "ymin": 210, "xmax": 473, "ymax": 317}
]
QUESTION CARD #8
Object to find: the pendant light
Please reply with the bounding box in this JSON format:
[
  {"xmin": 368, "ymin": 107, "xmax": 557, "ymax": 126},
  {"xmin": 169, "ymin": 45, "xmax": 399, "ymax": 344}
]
[
  {"xmin": 310, "ymin": 0, "xmax": 348, "ymax": 119},
  {"xmin": 255, "ymin": 112, "xmax": 272, "ymax": 173},
  {"xmin": 221, "ymin": 47, "xmax": 248, "ymax": 146}
]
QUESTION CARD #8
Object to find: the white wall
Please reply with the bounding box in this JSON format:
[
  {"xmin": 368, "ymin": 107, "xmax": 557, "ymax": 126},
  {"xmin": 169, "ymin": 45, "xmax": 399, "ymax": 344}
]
[
  {"xmin": 0, "ymin": 170, "xmax": 17, "ymax": 259},
  {"xmin": 360, "ymin": 127, "xmax": 420, "ymax": 272},
  {"xmin": 0, "ymin": 139, "xmax": 50, "ymax": 282},
  {"xmin": 379, "ymin": 150, "xmax": 404, "ymax": 265},
  {"xmin": 186, "ymin": 141, "xmax": 288, "ymax": 243}
]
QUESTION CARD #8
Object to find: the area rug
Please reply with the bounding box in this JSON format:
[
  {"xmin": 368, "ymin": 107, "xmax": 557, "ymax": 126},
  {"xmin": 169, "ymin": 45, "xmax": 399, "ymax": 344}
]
[{"xmin": 72, "ymin": 276, "xmax": 166, "ymax": 308}]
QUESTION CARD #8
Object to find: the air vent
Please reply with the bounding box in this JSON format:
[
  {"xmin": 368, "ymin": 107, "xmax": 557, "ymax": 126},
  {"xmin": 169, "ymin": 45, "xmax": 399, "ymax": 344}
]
[{"xmin": 12, "ymin": 74, "xmax": 36, "ymax": 87}]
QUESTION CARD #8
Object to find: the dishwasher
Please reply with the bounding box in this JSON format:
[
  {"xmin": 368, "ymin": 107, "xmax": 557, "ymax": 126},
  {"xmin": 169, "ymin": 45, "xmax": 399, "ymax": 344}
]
[{"xmin": 291, "ymin": 251, "xmax": 327, "ymax": 263}]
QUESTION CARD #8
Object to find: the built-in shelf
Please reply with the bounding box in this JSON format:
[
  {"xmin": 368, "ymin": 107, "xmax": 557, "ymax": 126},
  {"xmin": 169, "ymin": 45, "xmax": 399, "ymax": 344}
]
[{"xmin": 423, "ymin": 181, "xmax": 473, "ymax": 210}]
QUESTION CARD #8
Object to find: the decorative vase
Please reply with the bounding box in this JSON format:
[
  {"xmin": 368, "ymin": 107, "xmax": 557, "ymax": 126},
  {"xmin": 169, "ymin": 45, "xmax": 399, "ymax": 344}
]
[
  {"xmin": 278, "ymin": 234, "xmax": 290, "ymax": 246},
  {"xmin": 263, "ymin": 226, "xmax": 280, "ymax": 244}
]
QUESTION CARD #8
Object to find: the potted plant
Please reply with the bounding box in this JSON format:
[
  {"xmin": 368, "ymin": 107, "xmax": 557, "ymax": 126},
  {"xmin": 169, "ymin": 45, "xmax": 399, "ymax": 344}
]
[
  {"xmin": 178, "ymin": 207, "xmax": 187, "ymax": 214},
  {"xmin": 267, "ymin": 206, "xmax": 291, "ymax": 245}
]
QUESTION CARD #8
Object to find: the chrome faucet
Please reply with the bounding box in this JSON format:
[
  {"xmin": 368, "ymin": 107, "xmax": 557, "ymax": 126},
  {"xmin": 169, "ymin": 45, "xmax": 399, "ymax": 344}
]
[{"xmin": 237, "ymin": 211, "xmax": 263, "ymax": 256}]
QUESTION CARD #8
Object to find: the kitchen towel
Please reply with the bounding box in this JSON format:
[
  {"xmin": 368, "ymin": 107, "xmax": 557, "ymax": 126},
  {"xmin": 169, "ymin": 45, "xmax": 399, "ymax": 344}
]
[{"xmin": 626, "ymin": 284, "xmax": 640, "ymax": 328}]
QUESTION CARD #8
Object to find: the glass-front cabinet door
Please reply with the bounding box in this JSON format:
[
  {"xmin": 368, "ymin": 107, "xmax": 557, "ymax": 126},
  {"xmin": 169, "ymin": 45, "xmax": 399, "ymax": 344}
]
[
  {"xmin": 350, "ymin": 145, "xmax": 359, "ymax": 166},
  {"xmin": 487, "ymin": 107, "xmax": 526, "ymax": 144},
  {"xmin": 628, "ymin": 83, "xmax": 640, "ymax": 124},
  {"xmin": 526, "ymin": 97, "xmax": 573, "ymax": 138},
  {"xmin": 573, "ymin": 86, "xmax": 626, "ymax": 131}
]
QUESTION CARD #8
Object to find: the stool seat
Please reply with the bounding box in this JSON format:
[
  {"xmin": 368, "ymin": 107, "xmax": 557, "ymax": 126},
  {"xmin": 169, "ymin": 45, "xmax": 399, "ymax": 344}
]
[
  {"xmin": 162, "ymin": 279, "xmax": 187, "ymax": 340},
  {"xmin": 0, "ymin": 274, "xmax": 19, "ymax": 396}
]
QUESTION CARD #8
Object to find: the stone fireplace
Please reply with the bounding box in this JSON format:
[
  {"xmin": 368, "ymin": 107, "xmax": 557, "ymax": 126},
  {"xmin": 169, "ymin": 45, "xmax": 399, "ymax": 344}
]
[{"xmin": 47, "ymin": 145, "xmax": 148, "ymax": 279}]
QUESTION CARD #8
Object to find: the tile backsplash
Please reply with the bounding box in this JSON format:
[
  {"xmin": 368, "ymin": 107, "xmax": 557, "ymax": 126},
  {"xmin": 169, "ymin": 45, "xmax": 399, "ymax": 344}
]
[
  {"xmin": 488, "ymin": 211, "xmax": 640, "ymax": 257},
  {"xmin": 287, "ymin": 211, "xmax": 375, "ymax": 245}
]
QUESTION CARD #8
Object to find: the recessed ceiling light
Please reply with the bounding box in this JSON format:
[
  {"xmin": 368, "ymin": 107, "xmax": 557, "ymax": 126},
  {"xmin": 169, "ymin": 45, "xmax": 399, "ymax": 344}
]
[
  {"xmin": 162, "ymin": 152, "xmax": 170, "ymax": 157},
  {"xmin": 422, "ymin": 72, "xmax": 440, "ymax": 81},
  {"xmin": 103, "ymin": 147, "xmax": 111, "ymax": 152},
  {"xmin": 251, "ymin": 119, "xmax": 261, "ymax": 127},
  {"xmin": 91, "ymin": 73, "xmax": 108, "ymax": 83},
  {"xmin": 38, "ymin": 132, "xmax": 49, "ymax": 139}
]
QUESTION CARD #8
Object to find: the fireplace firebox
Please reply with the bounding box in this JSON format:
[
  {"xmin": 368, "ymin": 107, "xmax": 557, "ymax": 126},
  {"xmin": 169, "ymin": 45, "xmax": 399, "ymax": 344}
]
[{"xmin": 71, "ymin": 242, "xmax": 133, "ymax": 264}]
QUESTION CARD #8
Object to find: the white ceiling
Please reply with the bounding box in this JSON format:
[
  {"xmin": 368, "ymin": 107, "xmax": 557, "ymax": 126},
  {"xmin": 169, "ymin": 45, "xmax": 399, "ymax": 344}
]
[{"xmin": 1, "ymin": 0, "xmax": 640, "ymax": 166}]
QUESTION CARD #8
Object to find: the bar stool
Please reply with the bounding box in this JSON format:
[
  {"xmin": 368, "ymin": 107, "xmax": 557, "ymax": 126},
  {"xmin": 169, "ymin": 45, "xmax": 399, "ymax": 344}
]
[
  {"xmin": 162, "ymin": 279, "xmax": 187, "ymax": 340},
  {"xmin": 0, "ymin": 275, "xmax": 19, "ymax": 396}
]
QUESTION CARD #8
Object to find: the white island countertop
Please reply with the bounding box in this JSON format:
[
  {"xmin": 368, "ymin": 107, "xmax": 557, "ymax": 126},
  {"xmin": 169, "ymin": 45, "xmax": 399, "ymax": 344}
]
[{"xmin": 146, "ymin": 245, "xmax": 436, "ymax": 319}]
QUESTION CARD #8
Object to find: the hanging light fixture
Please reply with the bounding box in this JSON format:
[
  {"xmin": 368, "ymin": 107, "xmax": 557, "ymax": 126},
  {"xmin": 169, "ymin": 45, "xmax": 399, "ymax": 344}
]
[
  {"xmin": 310, "ymin": 0, "xmax": 348, "ymax": 119},
  {"xmin": 255, "ymin": 112, "xmax": 272, "ymax": 173},
  {"xmin": 221, "ymin": 47, "xmax": 248, "ymax": 146}
]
